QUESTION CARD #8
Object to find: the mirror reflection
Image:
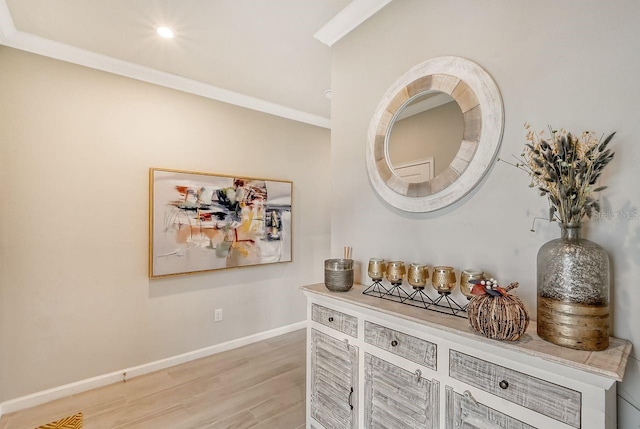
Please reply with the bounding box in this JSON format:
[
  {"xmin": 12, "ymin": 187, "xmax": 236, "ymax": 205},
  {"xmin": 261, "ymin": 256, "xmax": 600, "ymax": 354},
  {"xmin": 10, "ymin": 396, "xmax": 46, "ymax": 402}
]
[{"xmin": 387, "ymin": 91, "xmax": 464, "ymax": 184}]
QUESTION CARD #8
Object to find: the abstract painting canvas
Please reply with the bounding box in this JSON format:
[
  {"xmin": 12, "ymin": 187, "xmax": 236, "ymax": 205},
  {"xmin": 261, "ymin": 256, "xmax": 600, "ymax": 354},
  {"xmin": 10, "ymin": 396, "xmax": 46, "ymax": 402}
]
[{"xmin": 149, "ymin": 168, "xmax": 292, "ymax": 278}]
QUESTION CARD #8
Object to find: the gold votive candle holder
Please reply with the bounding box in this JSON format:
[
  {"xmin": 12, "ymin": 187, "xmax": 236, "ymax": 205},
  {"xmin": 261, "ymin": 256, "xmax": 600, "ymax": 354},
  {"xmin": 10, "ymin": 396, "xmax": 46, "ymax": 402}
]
[
  {"xmin": 460, "ymin": 269, "xmax": 485, "ymax": 298},
  {"xmin": 368, "ymin": 258, "xmax": 386, "ymax": 281},
  {"xmin": 407, "ymin": 263, "xmax": 428, "ymax": 289},
  {"xmin": 432, "ymin": 266, "xmax": 457, "ymax": 294},
  {"xmin": 386, "ymin": 261, "xmax": 406, "ymax": 285}
]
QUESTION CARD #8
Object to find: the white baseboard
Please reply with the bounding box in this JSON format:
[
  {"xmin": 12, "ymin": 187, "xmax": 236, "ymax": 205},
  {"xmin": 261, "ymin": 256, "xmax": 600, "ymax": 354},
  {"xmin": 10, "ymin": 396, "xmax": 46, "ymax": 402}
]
[{"xmin": 0, "ymin": 321, "xmax": 306, "ymax": 416}]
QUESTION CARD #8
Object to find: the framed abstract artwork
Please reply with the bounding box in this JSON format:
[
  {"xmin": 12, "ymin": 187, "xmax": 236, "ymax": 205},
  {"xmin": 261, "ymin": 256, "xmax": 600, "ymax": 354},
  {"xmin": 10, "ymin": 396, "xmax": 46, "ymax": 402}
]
[{"xmin": 149, "ymin": 168, "xmax": 292, "ymax": 278}]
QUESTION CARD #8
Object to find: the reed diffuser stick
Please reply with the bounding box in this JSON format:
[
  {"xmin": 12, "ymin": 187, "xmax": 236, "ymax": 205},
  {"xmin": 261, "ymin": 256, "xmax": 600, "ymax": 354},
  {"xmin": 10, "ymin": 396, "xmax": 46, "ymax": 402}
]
[{"xmin": 343, "ymin": 246, "xmax": 352, "ymax": 259}]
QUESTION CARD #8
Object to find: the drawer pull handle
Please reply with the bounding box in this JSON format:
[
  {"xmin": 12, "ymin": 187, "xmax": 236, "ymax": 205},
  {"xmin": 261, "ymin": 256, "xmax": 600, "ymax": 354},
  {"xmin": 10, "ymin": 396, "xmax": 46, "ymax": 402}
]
[
  {"xmin": 499, "ymin": 380, "xmax": 509, "ymax": 390},
  {"xmin": 414, "ymin": 369, "xmax": 422, "ymax": 382},
  {"xmin": 328, "ymin": 317, "xmax": 334, "ymax": 322},
  {"xmin": 463, "ymin": 390, "xmax": 479, "ymax": 406},
  {"xmin": 348, "ymin": 387, "xmax": 354, "ymax": 410},
  {"xmin": 391, "ymin": 340, "xmax": 398, "ymax": 347}
]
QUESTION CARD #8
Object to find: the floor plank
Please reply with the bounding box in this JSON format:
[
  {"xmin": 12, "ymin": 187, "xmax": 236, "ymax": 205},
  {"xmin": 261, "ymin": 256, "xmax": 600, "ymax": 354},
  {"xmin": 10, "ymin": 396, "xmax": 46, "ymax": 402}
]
[{"xmin": 0, "ymin": 329, "xmax": 306, "ymax": 429}]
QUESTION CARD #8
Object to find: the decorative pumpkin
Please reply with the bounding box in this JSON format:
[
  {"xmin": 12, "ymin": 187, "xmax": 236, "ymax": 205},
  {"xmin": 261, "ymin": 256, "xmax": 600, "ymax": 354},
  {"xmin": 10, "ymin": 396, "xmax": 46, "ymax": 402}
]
[{"xmin": 467, "ymin": 281, "xmax": 530, "ymax": 341}]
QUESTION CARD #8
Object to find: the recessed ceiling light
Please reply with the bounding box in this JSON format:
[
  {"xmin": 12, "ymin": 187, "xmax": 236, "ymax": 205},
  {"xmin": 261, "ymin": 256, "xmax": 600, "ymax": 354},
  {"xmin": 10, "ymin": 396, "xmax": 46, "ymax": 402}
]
[
  {"xmin": 156, "ymin": 26, "xmax": 175, "ymax": 39},
  {"xmin": 323, "ymin": 89, "xmax": 332, "ymax": 100}
]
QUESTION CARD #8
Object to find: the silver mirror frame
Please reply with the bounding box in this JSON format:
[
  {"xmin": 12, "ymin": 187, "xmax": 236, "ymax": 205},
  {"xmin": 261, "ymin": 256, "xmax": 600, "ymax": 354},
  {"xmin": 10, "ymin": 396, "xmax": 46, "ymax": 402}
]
[{"xmin": 366, "ymin": 56, "xmax": 504, "ymax": 212}]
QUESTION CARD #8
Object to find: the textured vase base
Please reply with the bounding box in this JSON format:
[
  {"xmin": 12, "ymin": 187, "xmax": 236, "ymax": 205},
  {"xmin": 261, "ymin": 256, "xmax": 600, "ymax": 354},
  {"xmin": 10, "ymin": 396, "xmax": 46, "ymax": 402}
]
[{"xmin": 537, "ymin": 297, "xmax": 609, "ymax": 351}]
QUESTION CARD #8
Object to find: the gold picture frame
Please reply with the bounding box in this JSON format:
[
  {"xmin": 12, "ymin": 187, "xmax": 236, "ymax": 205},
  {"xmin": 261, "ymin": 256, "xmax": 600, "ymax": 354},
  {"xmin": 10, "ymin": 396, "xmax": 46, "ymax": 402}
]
[{"xmin": 149, "ymin": 168, "xmax": 293, "ymax": 278}]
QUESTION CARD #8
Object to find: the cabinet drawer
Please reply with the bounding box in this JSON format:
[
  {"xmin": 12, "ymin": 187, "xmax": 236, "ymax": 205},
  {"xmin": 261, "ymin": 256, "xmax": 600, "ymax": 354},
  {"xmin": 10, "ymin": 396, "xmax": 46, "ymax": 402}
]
[
  {"xmin": 449, "ymin": 350, "xmax": 581, "ymax": 428},
  {"xmin": 364, "ymin": 321, "xmax": 437, "ymax": 370},
  {"xmin": 311, "ymin": 303, "xmax": 358, "ymax": 338},
  {"xmin": 445, "ymin": 386, "xmax": 536, "ymax": 429}
]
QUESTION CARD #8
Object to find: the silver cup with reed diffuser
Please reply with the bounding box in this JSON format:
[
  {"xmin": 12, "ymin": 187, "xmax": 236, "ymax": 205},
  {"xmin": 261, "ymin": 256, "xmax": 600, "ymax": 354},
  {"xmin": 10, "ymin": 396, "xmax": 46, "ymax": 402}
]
[{"xmin": 324, "ymin": 247, "xmax": 354, "ymax": 292}]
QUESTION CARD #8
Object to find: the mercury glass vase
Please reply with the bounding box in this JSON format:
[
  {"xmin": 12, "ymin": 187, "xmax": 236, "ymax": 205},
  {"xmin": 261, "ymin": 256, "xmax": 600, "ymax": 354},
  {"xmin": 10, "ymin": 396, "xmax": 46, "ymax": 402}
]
[{"xmin": 537, "ymin": 223, "xmax": 610, "ymax": 351}]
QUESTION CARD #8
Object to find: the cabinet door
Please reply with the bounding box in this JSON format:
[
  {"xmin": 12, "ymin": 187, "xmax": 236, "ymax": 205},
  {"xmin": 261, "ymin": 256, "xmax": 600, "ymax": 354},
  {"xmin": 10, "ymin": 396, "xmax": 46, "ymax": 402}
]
[
  {"xmin": 310, "ymin": 329, "xmax": 358, "ymax": 429},
  {"xmin": 445, "ymin": 386, "xmax": 536, "ymax": 429},
  {"xmin": 364, "ymin": 353, "xmax": 439, "ymax": 429}
]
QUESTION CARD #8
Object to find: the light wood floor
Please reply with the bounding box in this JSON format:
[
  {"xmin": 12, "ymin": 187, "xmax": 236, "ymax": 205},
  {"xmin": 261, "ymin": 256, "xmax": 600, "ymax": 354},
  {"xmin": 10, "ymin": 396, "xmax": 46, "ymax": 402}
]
[{"xmin": 0, "ymin": 329, "xmax": 306, "ymax": 429}]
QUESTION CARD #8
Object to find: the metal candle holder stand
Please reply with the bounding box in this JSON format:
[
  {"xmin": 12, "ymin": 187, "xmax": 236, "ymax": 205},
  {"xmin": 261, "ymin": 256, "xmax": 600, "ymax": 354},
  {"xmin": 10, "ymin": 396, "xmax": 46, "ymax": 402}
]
[
  {"xmin": 407, "ymin": 288, "xmax": 433, "ymax": 308},
  {"xmin": 362, "ymin": 280, "xmax": 389, "ymax": 298},
  {"xmin": 386, "ymin": 282, "xmax": 411, "ymax": 303},
  {"xmin": 363, "ymin": 281, "xmax": 468, "ymax": 318}
]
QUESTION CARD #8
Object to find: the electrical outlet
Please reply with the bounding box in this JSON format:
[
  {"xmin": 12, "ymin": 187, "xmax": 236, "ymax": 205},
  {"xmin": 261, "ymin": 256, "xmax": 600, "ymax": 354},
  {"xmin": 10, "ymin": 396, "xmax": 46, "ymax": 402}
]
[{"xmin": 214, "ymin": 308, "xmax": 223, "ymax": 322}]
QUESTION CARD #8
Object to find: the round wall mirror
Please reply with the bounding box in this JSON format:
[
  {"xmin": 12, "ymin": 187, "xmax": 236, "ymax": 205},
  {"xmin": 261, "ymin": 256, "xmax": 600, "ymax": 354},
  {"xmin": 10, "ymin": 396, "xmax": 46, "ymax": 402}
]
[
  {"xmin": 387, "ymin": 91, "xmax": 464, "ymax": 183},
  {"xmin": 366, "ymin": 56, "xmax": 504, "ymax": 212}
]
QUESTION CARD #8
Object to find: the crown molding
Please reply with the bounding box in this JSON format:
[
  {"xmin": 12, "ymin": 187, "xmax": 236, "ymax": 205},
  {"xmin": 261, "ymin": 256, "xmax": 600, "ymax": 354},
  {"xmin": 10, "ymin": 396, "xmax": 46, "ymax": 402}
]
[
  {"xmin": 314, "ymin": 0, "xmax": 392, "ymax": 46},
  {"xmin": 0, "ymin": 0, "xmax": 15, "ymax": 42},
  {"xmin": 0, "ymin": 0, "xmax": 330, "ymax": 129}
]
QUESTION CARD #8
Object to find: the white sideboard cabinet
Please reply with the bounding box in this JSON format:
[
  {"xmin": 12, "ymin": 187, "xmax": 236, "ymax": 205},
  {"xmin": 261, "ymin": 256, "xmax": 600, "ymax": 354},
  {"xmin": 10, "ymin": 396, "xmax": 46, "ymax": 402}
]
[{"xmin": 302, "ymin": 283, "xmax": 631, "ymax": 429}]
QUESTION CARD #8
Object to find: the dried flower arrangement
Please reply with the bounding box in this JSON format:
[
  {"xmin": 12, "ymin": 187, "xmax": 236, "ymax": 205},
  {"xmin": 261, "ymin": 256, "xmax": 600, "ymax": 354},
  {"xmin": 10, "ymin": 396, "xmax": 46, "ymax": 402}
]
[{"xmin": 504, "ymin": 124, "xmax": 615, "ymax": 226}]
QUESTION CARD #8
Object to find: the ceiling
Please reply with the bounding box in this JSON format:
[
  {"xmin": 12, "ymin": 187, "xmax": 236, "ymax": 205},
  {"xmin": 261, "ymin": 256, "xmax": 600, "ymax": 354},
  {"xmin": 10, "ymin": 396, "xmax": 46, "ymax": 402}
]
[{"xmin": 0, "ymin": 0, "xmax": 393, "ymax": 128}]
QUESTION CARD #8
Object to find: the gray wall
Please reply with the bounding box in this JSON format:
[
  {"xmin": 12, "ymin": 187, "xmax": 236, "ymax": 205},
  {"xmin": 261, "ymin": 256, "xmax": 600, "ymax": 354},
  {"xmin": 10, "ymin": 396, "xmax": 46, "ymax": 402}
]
[
  {"xmin": 0, "ymin": 46, "xmax": 331, "ymax": 401},
  {"xmin": 330, "ymin": 0, "xmax": 640, "ymax": 424}
]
